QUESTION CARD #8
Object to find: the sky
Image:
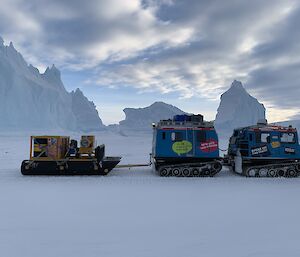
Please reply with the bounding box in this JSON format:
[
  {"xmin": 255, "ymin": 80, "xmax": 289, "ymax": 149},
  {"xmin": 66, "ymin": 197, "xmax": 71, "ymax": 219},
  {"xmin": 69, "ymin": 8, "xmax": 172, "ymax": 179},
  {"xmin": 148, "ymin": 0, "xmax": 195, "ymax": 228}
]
[{"xmin": 0, "ymin": 0, "xmax": 299, "ymax": 125}]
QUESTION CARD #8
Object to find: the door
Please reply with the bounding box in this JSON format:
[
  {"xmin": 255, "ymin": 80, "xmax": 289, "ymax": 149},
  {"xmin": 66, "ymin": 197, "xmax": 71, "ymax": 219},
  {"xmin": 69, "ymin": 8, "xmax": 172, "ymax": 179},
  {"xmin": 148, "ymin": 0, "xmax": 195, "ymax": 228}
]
[
  {"xmin": 270, "ymin": 132, "xmax": 281, "ymax": 156},
  {"xmin": 186, "ymin": 128, "xmax": 195, "ymax": 157}
]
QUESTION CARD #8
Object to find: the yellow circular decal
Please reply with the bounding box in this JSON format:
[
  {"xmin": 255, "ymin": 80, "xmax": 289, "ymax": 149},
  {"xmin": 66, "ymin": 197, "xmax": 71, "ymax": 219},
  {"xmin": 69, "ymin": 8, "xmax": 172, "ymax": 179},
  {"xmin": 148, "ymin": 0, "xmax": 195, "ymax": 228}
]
[
  {"xmin": 271, "ymin": 141, "xmax": 281, "ymax": 148},
  {"xmin": 172, "ymin": 140, "xmax": 193, "ymax": 155}
]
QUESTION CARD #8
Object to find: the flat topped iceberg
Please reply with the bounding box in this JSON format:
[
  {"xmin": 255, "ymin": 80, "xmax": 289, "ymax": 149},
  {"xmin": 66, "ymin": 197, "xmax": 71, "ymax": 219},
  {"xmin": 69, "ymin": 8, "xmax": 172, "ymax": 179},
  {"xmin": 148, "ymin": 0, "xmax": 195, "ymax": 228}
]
[{"xmin": 119, "ymin": 101, "xmax": 186, "ymax": 132}]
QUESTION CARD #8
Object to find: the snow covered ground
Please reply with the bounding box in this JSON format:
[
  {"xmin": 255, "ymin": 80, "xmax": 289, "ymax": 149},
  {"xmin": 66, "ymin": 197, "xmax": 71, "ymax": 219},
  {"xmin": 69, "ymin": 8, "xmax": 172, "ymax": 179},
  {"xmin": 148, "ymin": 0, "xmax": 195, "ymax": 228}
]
[{"xmin": 1, "ymin": 132, "xmax": 300, "ymax": 257}]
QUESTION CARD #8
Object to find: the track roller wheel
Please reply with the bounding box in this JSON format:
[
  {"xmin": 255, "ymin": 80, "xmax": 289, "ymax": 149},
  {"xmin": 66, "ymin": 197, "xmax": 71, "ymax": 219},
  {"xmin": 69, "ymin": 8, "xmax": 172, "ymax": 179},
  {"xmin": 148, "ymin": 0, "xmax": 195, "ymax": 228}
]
[
  {"xmin": 182, "ymin": 168, "xmax": 191, "ymax": 177},
  {"xmin": 191, "ymin": 168, "xmax": 200, "ymax": 177},
  {"xmin": 278, "ymin": 169, "xmax": 285, "ymax": 177},
  {"xmin": 247, "ymin": 169, "xmax": 256, "ymax": 177},
  {"xmin": 209, "ymin": 171, "xmax": 216, "ymax": 177},
  {"xmin": 21, "ymin": 161, "xmax": 30, "ymax": 175},
  {"xmin": 159, "ymin": 168, "xmax": 169, "ymax": 177},
  {"xmin": 258, "ymin": 168, "xmax": 268, "ymax": 177},
  {"xmin": 212, "ymin": 162, "xmax": 222, "ymax": 172},
  {"xmin": 58, "ymin": 165, "xmax": 65, "ymax": 171},
  {"xmin": 201, "ymin": 168, "xmax": 210, "ymax": 176},
  {"xmin": 268, "ymin": 169, "xmax": 277, "ymax": 177},
  {"xmin": 287, "ymin": 168, "xmax": 297, "ymax": 178},
  {"xmin": 296, "ymin": 164, "xmax": 300, "ymax": 172},
  {"xmin": 172, "ymin": 168, "xmax": 181, "ymax": 177}
]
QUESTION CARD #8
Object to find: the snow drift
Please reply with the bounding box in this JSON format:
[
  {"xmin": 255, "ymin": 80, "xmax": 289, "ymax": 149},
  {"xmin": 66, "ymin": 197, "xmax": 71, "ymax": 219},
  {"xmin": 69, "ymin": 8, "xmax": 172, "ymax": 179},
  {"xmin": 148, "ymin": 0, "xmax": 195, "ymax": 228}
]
[{"xmin": 0, "ymin": 36, "xmax": 104, "ymax": 131}]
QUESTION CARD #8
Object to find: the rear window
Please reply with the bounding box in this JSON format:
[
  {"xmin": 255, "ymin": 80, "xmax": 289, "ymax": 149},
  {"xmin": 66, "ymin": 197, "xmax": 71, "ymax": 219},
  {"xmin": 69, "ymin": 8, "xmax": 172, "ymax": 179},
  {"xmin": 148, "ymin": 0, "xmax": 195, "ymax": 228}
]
[
  {"xmin": 280, "ymin": 133, "xmax": 295, "ymax": 143},
  {"xmin": 171, "ymin": 132, "xmax": 183, "ymax": 142}
]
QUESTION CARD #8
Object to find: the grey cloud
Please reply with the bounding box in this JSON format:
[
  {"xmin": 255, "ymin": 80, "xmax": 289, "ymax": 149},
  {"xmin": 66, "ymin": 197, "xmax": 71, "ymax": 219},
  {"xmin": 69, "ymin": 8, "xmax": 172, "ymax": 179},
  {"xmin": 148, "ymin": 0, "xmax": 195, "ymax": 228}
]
[
  {"xmin": 99, "ymin": 0, "xmax": 300, "ymax": 110},
  {"xmin": 0, "ymin": 0, "xmax": 193, "ymax": 68},
  {"xmin": 247, "ymin": 63, "xmax": 300, "ymax": 108},
  {"xmin": 251, "ymin": 6, "xmax": 300, "ymax": 61},
  {"xmin": 0, "ymin": 0, "xmax": 299, "ymax": 120}
]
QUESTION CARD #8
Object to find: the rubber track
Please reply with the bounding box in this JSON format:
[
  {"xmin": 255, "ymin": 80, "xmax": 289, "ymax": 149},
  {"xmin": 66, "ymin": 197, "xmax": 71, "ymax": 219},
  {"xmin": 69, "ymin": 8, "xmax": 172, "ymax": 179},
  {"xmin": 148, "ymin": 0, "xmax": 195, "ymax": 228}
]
[
  {"xmin": 158, "ymin": 160, "xmax": 222, "ymax": 177},
  {"xmin": 243, "ymin": 162, "xmax": 300, "ymax": 177}
]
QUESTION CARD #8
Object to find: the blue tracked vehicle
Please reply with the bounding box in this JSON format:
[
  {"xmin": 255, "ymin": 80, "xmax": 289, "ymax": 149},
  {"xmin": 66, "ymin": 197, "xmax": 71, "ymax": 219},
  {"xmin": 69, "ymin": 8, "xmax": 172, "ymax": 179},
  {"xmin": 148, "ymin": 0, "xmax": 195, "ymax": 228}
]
[
  {"xmin": 227, "ymin": 120, "xmax": 300, "ymax": 177},
  {"xmin": 152, "ymin": 114, "xmax": 222, "ymax": 177}
]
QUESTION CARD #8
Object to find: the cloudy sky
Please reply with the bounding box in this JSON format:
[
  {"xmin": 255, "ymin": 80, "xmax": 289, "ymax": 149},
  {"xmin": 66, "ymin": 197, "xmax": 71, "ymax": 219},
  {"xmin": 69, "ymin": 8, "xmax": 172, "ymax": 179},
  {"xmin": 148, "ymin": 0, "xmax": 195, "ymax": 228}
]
[{"xmin": 0, "ymin": 0, "xmax": 299, "ymax": 124}]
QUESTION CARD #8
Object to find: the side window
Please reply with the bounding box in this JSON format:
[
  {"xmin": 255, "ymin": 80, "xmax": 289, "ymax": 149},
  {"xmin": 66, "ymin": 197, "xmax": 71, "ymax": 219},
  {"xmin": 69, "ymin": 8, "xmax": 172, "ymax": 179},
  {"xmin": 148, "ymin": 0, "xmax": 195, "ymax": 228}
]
[
  {"xmin": 197, "ymin": 131, "xmax": 206, "ymax": 142},
  {"xmin": 261, "ymin": 133, "xmax": 270, "ymax": 143},
  {"xmin": 162, "ymin": 132, "xmax": 166, "ymax": 140},
  {"xmin": 280, "ymin": 133, "xmax": 295, "ymax": 143},
  {"xmin": 171, "ymin": 132, "xmax": 183, "ymax": 142}
]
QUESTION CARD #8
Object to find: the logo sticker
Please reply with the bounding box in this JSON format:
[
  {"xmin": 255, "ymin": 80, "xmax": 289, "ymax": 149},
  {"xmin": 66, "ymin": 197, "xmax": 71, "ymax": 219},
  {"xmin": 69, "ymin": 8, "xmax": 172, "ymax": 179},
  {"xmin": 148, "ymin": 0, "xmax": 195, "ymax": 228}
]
[
  {"xmin": 285, "ymin": 147, "xmax": 295, "ymax": 154},
  {"xmin": 200, "ymin": 139, "xmax": 218, "ymax": 153},
  {"xmin": 251, "ymin": 145, "xmax": 269, "ymax": 156},
  {"xmin": 271, "ymin": 141, "xmax": 281, "ymax": 148},
  {"xmin": 172, "ymin": 140, "xmax": 193, "ymax": 155}
]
